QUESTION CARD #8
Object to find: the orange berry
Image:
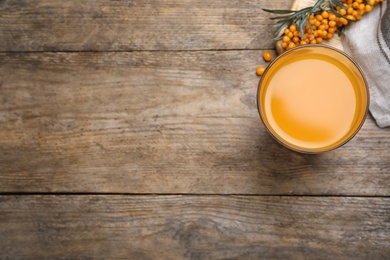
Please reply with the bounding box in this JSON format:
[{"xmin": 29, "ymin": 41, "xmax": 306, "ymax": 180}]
[
  {"xmin": 328, "ymin": 27, "xmax": 336, "ymax": 34},
  {"xmin": 329, "ymin": 20, "xmax": 337, "ymax": 27},
  {"xmin": 316, "ymin": 14, "xmax": 323, "ymax": 21},
  {"xmin": 365, "ymin": 5, "xmax": 372, "ymax": 12},
  {"xmin": 256, "ymin": 66, "xmax": 266, "ymax": 76},
  {"xmin": 281, "ymin": 42, "xmax": 288, "ymax": 48},
  {"xmin": 322, "ymin": 11, "xmax": 329, "ymax": 19},
  {"xmin": 287, "ymin": 42, "xmax": 296, "ymax": 49},
  {"xmin": 329, "ymin": 13, "xmax": 337, "ymax": 21},
  {"xmin": 358, "ymin": 9, "xmax": 365, "ymax": 15},
  {"xmin": 339, "ymin": 8, "xmax": 347, "ymax": 16},
  {"xmin": 289, "ymin": 24, "xmax": 297, "ymax": 33},
  {"xmin": 263, "ymin": 51, "xmax": 273, "ymax": 62},
  {"xmin": 340, "ymin": 17, "xmax": 349, "ymax": 25},
  {"xmin": 283, "ymin": 36, "xmax": 291, "ymax": 43},
  {"xmin": 292, "ymin": 36, "xmax": 300, "ymax": 43}
]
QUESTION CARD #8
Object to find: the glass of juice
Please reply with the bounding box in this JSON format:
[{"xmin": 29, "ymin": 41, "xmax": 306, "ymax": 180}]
[{"xmin": 257, "ymin": 45, "xmax": 369, "ymax": 153}]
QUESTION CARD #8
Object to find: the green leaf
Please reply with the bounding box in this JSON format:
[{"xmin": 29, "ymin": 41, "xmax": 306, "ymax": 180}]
[
  {"xmin": 262, "ymin": 9, "xmax": 294, "ymax": 14},
  {"xmin": 330, "ymin": 0, "xmax": 347, "ymax": 10},
  {"xmin": 297, "ymin": 16, "xmax": 308, "ymax": 41},
  {"xmin": 273, "ymin": 21, "xmax": 290, "ymax": 37},
  {"xmin": 311, "ymin": 0, "xmax": 325, "ymax": 12}
]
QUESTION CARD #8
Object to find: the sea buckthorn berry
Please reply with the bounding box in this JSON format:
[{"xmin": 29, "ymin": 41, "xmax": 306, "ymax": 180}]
[
  {"xmin": 365, "ymin": 5, "xmax": 373, "ymax": 12},
  {"xmin": 315, "ymin": 14, "xmax": 323, "ymax": 21},
  {"xmin": 347, "ymin": 7, "xmax": 354, "ymax": 14},
  {"xmin": 256, "ymin": 66, "xmax": 266, "ymax": 76},
  {"xmin": 327, "ymin": 33, "xmax": 334, "ymax": 39},
  {"xmin": 287, "ymin": 32, "xmax": 293, "ymax": 38},
  {"xmin": 289, "ymin": 24, "xmax": 297, "ymax": 33},
  {"xmin": 300, "ymin": 40, "xmax": 307, "ymax": 45},
  {"xmin": 329, "ymin": 13, "xmax": 337, "ymax": 21},
  {"xmin": 310, "ymin": 39, "xmax": 317, "ymax": 44},
  {"xmin": 328, "ymin": 27, "xmax": 336, "ymax": 34},
  {"xmin": 263, "ymin": 51, "xmax": 273, "ymax": 62},
  {"xmin": 359, "ymin": 3, "xmax": 365, "ymax": 10},
  {"xmin": 340, "ymin": 17, "xmax": 349, "ymax": 25},
  {"xmin": 287, "ymin": 42, "xmax": 296, "ymax": 49},
  {"xmin": 315, "ymin": 20, "xmax": 321, "ymax": 27},
  {"xmin": 283, "ymin": 36, "xmax": 291, "ymax": 43},
  {"xmin": 329, "ymin": 20, "xmax": 336, "ymax": 27},
  {"xmin": 339, "ymin": 8, "xmax": 347, "ymax": 16},
  {"xmin": 281, "ymin": 42, "xmax": 288, "ymax": 48},
  {"xmin": 346, "ymin": 14, "xmax": 355, "ymax": 20},
  {"xmin": 292, "ymin": 36, "xmax": 300, "ymax": 43},
  {"xmin": 316, "ymin": 37, "xmax": 323, "ymax": 43},
  {"xmin": 322, "ymin": 11, "xmax": 329, "ymax": 19},
  {"xmin": 352, "ymin": 2, "xmax": 359, "ymax": 9},
  {"xmin": 284, "ymin": 28, "xmax": 290, "ymax": 35}
]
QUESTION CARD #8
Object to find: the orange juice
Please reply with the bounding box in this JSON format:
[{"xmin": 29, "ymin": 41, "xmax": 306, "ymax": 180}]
[{"xmin": 257, "ymin": 45, "xmax": 369, "ymax": 153}]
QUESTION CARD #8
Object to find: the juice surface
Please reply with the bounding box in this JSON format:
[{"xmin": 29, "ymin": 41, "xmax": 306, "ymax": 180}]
[{"xmin": 259, "ymin": 47, "xmax": 368, "ymax": 152}]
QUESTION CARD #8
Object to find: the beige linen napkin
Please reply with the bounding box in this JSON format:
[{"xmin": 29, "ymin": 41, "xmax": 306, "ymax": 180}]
[{"xmin": 342, "ymin": 1, "xmax": 390, "ymax": 128}]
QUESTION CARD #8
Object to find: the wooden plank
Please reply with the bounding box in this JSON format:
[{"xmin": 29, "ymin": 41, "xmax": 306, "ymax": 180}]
[
  {"xmin": 1, "ymin": 195, "xmax": 389, "ymax": 259},
  {"xmin": 1, "ymin": 51, "xmax": 390, "ymax": 195},
  {"xmin": 0, "ymin": 0, "xmax": 293, "ymax": 52}
]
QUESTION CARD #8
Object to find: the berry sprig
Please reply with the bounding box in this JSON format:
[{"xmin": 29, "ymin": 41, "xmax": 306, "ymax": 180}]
[{"xmin": 263, "ymin": 0, "xmax": 385, "ymax": 52}]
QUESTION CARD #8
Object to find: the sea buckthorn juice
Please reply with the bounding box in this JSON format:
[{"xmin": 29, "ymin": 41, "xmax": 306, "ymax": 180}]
[{"xmin": 257, "ymin": 45, "xmax": 369, "ymax": 153}]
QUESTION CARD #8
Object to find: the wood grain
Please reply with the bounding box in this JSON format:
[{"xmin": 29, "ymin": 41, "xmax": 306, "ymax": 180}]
[
  {"xmin": 0, "ymin": 195, "xmax": 389, "ymax": 259},
  {"xmin": 1, "ymin": 51, "xmax": 390, "ymax": 195},
  {"xmin": 0, "ymin": 0, "xmax": 293, "ymax": 52}
]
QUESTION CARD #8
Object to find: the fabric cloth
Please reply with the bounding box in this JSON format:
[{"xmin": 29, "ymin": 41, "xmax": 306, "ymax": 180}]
[{"xmin": 342, "ymin": 1, "xmax": 390, "ymax": 128}]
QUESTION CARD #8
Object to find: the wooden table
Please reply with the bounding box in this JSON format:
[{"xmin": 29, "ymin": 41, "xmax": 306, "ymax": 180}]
[{"xmin": 1, "ymin": 0, "xmax": 390, "ymax": 259}]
